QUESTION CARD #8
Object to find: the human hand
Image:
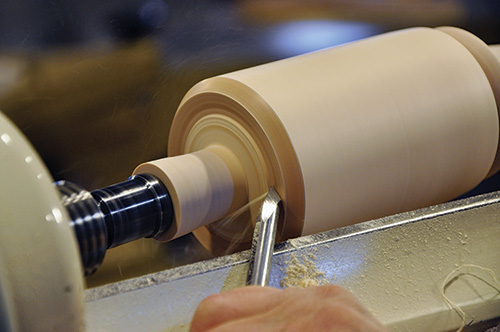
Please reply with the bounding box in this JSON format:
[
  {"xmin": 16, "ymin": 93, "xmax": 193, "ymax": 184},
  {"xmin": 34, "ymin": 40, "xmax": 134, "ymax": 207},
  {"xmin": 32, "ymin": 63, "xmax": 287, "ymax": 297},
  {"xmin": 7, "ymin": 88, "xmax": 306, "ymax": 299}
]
[{"xmin": 189, "ymin": 285, "xmax": 389, "ymax": 332}]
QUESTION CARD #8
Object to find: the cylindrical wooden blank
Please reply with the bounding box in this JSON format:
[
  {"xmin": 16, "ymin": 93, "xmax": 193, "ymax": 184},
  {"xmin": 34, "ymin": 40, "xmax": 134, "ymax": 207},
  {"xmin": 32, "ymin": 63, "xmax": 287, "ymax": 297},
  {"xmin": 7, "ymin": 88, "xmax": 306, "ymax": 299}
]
[{"xmin": 136, "ymin": 27, "xmax": 500, "ymax": 253}]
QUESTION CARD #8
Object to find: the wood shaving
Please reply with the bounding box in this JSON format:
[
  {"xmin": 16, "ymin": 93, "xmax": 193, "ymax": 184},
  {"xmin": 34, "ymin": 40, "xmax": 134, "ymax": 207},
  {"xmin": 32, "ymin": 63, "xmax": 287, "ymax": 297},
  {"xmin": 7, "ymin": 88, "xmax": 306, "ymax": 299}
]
[
  {"xmin": 280, "ymin": 252, "xmax": 328, "ymax": 288},
  {"xmin": 441, "ymin": 264, "xmax": 500, "ymax": 332}
]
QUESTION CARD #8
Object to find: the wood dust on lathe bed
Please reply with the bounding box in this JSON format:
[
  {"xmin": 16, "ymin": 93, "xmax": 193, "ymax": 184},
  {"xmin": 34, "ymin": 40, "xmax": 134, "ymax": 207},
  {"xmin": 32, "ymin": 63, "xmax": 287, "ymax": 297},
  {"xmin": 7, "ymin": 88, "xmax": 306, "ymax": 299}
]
[{"xmin": 280, "ymin": 251, "xmax": 328, "ymax": 288}]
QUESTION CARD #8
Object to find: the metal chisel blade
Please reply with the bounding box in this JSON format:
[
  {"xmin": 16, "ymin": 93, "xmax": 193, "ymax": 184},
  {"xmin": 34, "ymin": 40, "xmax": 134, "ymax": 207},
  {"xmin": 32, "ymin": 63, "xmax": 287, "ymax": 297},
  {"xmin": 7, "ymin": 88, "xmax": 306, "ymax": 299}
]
[{"xmin": 246, "ymin": 187, "xmax": 281, "ymax": 287}]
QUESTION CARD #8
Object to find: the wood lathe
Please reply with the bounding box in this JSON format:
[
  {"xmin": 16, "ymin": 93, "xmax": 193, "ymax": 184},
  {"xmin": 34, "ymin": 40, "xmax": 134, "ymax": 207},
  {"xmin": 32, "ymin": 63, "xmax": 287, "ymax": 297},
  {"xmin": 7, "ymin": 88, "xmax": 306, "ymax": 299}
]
[{"xmin": 1, "ymin": 26, "xmax": 500, "ymax": 331}]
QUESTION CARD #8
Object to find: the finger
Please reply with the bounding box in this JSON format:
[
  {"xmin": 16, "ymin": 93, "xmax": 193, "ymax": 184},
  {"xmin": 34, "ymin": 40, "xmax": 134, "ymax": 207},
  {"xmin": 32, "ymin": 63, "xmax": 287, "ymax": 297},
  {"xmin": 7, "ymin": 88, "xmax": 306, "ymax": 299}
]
[
  {"xmin": 202, "ymin": 291, "xmax": 389, "ymax": 332},
  {"xmin": 195, "ymin": 286, "xmax": 343, "ymax": 332},
  {"xmin": 311, "ymin": 285, "xmax": 373, "ymax": 315},
  {"xmin": 190, "ymin": 285, "xmax": 389, "ymax": 332},
  {"xmin": 309, "ymin": 285, "xmax": 389, "ymax": 331},
  {"xmin": 190, "ymin": 286, "xmax": 287, "ymax": 332}
]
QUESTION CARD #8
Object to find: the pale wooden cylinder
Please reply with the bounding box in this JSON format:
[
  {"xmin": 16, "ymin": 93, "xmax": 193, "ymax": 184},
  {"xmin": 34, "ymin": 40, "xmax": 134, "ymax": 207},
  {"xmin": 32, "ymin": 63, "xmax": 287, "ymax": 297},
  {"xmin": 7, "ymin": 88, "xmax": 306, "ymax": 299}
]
[{"xmin": 137, "ymin": 27, "xmax": 500, "ymax": 252}]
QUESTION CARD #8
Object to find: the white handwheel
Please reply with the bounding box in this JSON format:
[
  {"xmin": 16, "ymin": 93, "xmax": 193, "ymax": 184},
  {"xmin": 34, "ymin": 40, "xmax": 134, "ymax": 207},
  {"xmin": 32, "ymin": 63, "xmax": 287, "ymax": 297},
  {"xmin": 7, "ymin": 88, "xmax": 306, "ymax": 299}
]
[{"xmin": 0, "ymin": 112, "xmax": 84, "ymax": 331}]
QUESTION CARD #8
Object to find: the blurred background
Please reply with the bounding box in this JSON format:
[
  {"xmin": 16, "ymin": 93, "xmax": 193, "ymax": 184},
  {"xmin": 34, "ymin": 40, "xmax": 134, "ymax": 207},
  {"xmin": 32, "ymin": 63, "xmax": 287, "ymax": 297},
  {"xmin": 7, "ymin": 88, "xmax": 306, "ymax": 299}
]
[{"xmin": 1, "ymin": 0, "xmax": 499, "ymax": 287}]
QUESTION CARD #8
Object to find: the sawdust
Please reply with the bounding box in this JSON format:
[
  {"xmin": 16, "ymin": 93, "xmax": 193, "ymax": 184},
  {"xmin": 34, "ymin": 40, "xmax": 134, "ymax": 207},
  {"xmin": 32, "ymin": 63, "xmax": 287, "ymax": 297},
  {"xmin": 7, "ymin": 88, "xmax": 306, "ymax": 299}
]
[{"xmin": 280, "ymin": 252, "xmax": 328, "ymax": 288}]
